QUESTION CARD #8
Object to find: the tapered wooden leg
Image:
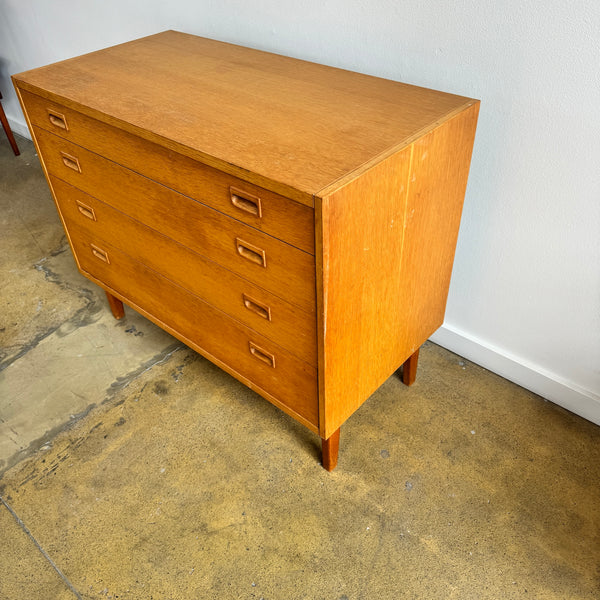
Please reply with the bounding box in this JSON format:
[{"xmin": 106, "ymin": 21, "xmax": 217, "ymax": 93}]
[
  {"xmin": 401, "ymin": 347, "xmax": 420, "ymax": 386},
  {"xmin": 0, "ymin": 95, "xmax": 20, "ymax": 156},
  {"xmin": 322, "ymin": 428, "xmax": 340, "ymax": 471},
  {"xmin": 105, "ymin": 291, "xmax": 125, "ymax": 320}
]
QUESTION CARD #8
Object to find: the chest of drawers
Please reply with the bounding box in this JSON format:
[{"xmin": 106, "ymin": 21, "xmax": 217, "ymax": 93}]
[{"xmin": 13, "ymin": 31, "xmax": 479, "ymax": 470}]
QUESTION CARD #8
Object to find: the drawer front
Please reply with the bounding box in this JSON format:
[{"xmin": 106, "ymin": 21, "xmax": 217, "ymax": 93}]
[
  {"xmin": 36, "ymin": 127, "xmax": 315, "ymax": 313},
  {"xmin": 21, "ymin": 89, "xmax": 315, "ymax": 253},
  {"xmin": 52, "ymin": 176, "xmax": 317, "ymax": 367},
  {"xmin": 67, "ymin": 227, "xmax": 319, "ymax": 428}
]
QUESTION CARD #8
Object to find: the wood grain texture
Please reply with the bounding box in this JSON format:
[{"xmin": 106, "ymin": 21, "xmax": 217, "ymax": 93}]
[
  {"xmin": 317, "ymin": 147, "xmax": 413, "ymax": 437},
  {"xmin": 52, "ymin": 176, "xmax": 317, "ymax": 366},
  {"xmin": 317, "ymin": 104, "xmax": 479, "ymax": 438},
  {"xmin": 34, "ymin": 127, "xmax": 316, "ymax": 313},
  {"xmin": 70, "ymin": 229, "xmax": 319, "ymax": 428},
  {"xmin": 13, "ymin": 31, "xmax": 474, "ymax": 197},
  {"xmin": 392, "ymin": 103, "xmax": 480, "ymax": 352},
  {"xmin": 20, "ymin": 88, "xmax": 317, "ymax": 239}
]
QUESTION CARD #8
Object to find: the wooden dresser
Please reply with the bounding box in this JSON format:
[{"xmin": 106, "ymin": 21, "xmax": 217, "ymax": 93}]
[{"xmin": 13, "ymin": 31, "xmax": 479, "ymax": 470}]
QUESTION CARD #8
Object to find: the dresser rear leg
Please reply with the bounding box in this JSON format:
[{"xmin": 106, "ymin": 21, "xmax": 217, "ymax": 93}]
[
  {"xmin": 401, "ymin": 348, "xmax": 420, "ymax": 386},
  {"xmin": 105, "ymin": 291, "xmax": 125, "ymax": 320},
  {"xmin": 322, "ymin": 428, "xmax": 341, "ymax": 471}
]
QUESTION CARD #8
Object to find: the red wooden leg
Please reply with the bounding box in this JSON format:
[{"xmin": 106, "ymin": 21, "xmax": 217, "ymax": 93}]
[
  {"xmin": 322, "ymin": 428, "xmax": 340, "ymax": 471},
  {"xmin": 401, "ymin": 348, "xmax": 420, "ymax": 386},
  {"xmin": 0, "ymin": 96, "xmax": 20, "ymax": 156},
  {"xmin": 105, "ymin": 291, "xmax": 125, "ymax": 320}
]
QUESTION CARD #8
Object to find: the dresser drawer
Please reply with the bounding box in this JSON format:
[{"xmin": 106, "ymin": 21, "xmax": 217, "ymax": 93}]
[
  {"xmin": 52, "ymin": 176, "xmax": 317, "ymax": 366},
  {"xmin": 68, "ymin": 228, "xmax": 319, "ymax": 428},
  {"xmin": 36, "ymin": 127, "xmax": 315, "ymax": 313},
  {"xmin": 21, "ymin": 89, "xmax": 314, "ymax": 253}
]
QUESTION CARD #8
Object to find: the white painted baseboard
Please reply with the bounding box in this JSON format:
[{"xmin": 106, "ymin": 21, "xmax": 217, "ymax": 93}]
[{"xmin": 430, "ymin": 324, "xmax": 600, "ymax": 426}]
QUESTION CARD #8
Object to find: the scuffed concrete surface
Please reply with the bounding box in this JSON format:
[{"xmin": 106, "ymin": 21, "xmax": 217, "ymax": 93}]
[
  {"xmin": 0, "ymin": 134, "xmax": 79, "ymax": 370},
  {"xmin": 1, "ymin": 343, "xmax": 599, "ymax": 599}
]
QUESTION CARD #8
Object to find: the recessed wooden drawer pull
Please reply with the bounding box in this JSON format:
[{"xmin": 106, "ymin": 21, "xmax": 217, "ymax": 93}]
[
  {"xmin": 75, "ymin": 200, "xmax": 97, "ymax": 221},
  {"xmin": 47, "ymin": 109, "xmax": 68, "ymax": 130},
  {"xmin": 90, "ymin": 244, "xmax": 110, "ymax": 263},
  {"xmin": 248, "ymin": 342, "xmax": 276, "ymax": 368},
  {"xmin": 242, "ymin": 293, "xmax": 272, "ymax": 321},
  {"xmin": 230, "ymin": 187, "xmax": 262, "ymax": 217},
  {"xmin": 235, "ymin": 238, "xmax": 266, "ymax": 267},
  {"xmin": 60, "ymin": 151, "xmax": 81, "ymax": 173}
]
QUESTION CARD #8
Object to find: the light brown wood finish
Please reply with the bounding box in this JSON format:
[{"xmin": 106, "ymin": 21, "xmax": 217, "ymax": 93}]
[
  {"xmin": 105, "ymin": 292, "xmax": 125, "ymax": 320},
  {"xmin": 316, "ymin": 147, "xmax": 413, "ymax": 437},
  {"xmin": 20, "ymin": 88, "xmax": 315, "ymax": 249},
  {"xmin": 34, "ymin": 127, "xmax": 316, "ymax": 313},
  {"xmin": 51, "ymin": 176, "xmax": 317, "ymax": 366},
  {"xmin": 316, "ymin": 106, "xmax": 479, "ymax": 439},
  {"xmin": 401, "ymin": 348, "xmax": 420, "ymax": 387},
  {"xmin": 13, "ymin": 32, "xmax": 479, "ymax": 470},
  {"xmin": 13, "ymin": 32, "xmax": 474, "ymax": 199},
  {"xmin": 71, "ymin": 230, "xmax": 319, "ymax": 428},
  {"xmin": 321, "ymin": 428, "xmax": 340, "ymax": 472},
  {"xmin": 393, "ymin": 104, "xmax": 480, "ymax": 348}
]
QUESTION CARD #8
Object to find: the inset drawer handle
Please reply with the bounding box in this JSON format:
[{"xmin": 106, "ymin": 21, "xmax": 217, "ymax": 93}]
[
  {"xmin": 242, "ymin": 294, "xmax": 272, "ymax": 321},
  {"xmin": 249, "ymin": 342, "xmax": 276, "ymax": 368},
  {"xmin": 90, "ymin": 244, "xmax": 110, "ymax": 264},
  {"xmin": 235, "ymin": 238, "xmax": 266, "ymax": 268},
  {"xmin": 60, "ymin": 152, "xmax": 81, "ymax": 173},
  {"xmin": 75, "ymin": 200, "xmax": 97, "ymax": 221},
  {"xmin": 230, "ymin": 187, "xmax": 262, "ymax": 218},
  {"xmin": 47, "ymin": 109, "xmax": 69, "ymax": 131}
]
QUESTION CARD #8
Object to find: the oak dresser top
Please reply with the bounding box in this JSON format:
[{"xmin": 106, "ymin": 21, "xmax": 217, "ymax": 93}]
[{"xmin": 13, "ymin": 30, "xmax": 476, "ymax": 202}]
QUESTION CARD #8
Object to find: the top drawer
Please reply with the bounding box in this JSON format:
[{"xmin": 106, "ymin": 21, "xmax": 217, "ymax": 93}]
[{"xmin": 19, "ymin": 89, "xmax": 315, "ymax": 254}]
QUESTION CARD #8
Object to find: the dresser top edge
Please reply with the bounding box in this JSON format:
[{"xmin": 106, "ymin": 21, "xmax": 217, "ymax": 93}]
[
  {"xmin": 12, "ymin": 79, "xmax": 316, "ymax": 207},
  {"xmin": 12, "ymin": 30, "xmax": 478, "ymax": 204}
]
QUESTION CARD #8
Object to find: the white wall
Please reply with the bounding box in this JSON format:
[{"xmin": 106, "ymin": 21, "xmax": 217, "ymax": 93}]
[{"xmin": 1, "ymin": 0, "xmax": 599, "ymax": 424}]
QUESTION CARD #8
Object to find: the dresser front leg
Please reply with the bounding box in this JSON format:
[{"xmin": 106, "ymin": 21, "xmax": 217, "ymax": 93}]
[
  {"xmin": 105, "ymin": 291, "xmax": 125, "ymax": 320},
  {"xmin": 401, "ymin": 347, "xmax": 420, "ymax": 386},
  {"xmin": 322, "ymin": 428, "xmax": 341, "ymax": 471}
]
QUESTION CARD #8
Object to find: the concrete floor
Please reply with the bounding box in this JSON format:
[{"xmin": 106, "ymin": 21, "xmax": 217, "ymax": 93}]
[{"xmin": 0, "ymin": 133, "xmax": 599, "ymax": 599}]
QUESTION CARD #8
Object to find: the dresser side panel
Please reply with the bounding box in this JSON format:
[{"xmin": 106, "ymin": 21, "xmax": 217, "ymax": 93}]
[
  {"xmin": 318, "ymin": 103, "xmax": 479, "ymax": 437},
  {"xmin": 317, "ymin": 147, "xmax": 413, "ymax": 438},
  {"xmin": 396, "ymin": 102, "xmax": 480, "ymax": 351}
]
